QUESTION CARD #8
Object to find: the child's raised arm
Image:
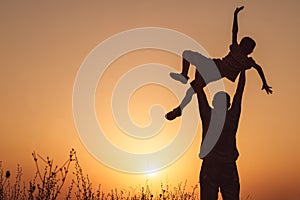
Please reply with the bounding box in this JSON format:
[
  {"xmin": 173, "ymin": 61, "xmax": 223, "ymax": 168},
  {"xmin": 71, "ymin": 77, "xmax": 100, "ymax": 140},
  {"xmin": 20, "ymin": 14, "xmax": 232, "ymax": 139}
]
[
  {"xmin": 252, "ymin": 63, "xmax": 273, "ymax": 94},
  {"xmin": 232, "ymin": 6, "xmax": 244, "ymax": 44}
]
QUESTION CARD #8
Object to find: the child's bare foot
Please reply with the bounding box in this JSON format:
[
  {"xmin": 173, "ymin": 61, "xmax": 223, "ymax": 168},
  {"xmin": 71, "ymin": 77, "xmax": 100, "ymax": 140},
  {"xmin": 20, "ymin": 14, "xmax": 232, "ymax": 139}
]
[
  {"xmin": 165, "ymin": 107, "xmax": 182, "ymax": 120},
  {"xmin": 170, "ymin": 72, "xmax": 189, "ymax": 84}
]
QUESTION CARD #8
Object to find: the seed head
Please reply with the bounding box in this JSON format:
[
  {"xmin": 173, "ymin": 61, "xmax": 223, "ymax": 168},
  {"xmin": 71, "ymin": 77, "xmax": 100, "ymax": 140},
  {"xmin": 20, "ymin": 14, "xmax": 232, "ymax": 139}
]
[{"xmin": 5, "ymin": 171, "xmax": 10, "ymax": 179}]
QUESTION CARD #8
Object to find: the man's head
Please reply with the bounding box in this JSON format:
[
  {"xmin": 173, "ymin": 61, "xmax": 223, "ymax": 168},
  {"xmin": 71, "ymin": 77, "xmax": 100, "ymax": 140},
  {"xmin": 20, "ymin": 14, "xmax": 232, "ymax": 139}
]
[
  {"xmin": 212, "ymin": 91, "xmax": 231, "ymax": 110},
  {"xmin": 240, "ymin": 36, "xmax": 256, "ymax": 55}
]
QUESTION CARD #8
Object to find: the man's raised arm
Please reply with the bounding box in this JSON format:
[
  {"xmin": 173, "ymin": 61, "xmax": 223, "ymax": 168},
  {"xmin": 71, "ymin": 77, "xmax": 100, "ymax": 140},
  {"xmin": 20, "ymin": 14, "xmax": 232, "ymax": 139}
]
[
  {"xmin": 232, "ymin": 6, "xmax": 244, "ymax": 44},
  {"xmin": 196, "ymin": 86, "xmax": 211, "ymax": 121},
  {"xmin": 232, "ymin": 70, "xmax": 246, "ymax": 110}
]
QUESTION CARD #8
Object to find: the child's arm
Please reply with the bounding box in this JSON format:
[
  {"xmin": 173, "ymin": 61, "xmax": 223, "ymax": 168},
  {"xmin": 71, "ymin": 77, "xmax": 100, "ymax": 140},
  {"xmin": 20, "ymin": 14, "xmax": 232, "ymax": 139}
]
[
  {"xmin": 232, "ymin": 6, "xmax": 244, "ymax": 44},
  {"xmin": 252, "ymin": 63, "xmax": 273, "ymax": 94}
]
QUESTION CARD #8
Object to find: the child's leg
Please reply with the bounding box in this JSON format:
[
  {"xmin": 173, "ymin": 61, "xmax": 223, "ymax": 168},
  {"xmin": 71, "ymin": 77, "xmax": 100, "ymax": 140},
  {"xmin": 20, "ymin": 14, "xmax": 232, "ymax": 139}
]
[
  {"xmin": 181, "ymin": 57, "xmax": 190, "ymax": 78},
  {"xmin": 170, "ymin": 50, "xmax": 218, "ymax": 84},
  {"xmin": 170, "ymin": 50, "xmax": 192, "ymax": 84},
  {"xmin": 180, "ymin": 76, "xmax": 205, "ymax": 108},
  {"xmin": 165, "ymin": 75, "xmax": 206, "ymax": 121},
  {"xmin": 182, "ymin": 50, "xmax": 222, "ymax": 85},
  {"xmin": 180, "ymin": 87, "xmax": 195, "ymax": 109},
  {"xmin": 165, "ymin": 87, "xmax": 195, "ymax": 121}
]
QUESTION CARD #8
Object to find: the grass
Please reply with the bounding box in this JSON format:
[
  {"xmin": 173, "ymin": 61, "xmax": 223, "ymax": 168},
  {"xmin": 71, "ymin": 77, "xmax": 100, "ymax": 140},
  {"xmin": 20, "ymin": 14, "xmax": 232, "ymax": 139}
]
[{"xmin": 0, "ymin": 149, "xmax": 199, "ymax": 200}]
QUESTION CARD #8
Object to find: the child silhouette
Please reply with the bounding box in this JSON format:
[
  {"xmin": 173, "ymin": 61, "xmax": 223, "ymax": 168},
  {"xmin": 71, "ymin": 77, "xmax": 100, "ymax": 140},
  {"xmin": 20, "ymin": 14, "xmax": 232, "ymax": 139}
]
[{"xmin": 166, "ymin": 6, "xmax": 272, "ymax": 120}]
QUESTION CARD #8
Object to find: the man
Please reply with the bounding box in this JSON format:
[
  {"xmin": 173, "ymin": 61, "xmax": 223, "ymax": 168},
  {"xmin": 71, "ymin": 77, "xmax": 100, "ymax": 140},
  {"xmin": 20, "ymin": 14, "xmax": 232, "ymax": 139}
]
[{"xmin": 197, "ymin": 70, "xmax": 246, "ymax": 200}]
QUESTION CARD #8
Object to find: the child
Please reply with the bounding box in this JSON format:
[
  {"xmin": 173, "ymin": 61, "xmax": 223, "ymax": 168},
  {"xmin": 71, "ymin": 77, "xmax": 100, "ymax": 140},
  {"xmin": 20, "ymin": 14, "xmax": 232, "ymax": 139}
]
[{"xmin": 166, "ymin": 6, "xmax": 272, "ymax": 120}]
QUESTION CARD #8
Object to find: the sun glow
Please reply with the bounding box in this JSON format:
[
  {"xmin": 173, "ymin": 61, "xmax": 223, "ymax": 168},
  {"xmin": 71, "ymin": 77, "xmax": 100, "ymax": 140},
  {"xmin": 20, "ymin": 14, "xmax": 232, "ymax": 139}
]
[{"xmin": 147, "ymin": 172, "xmax": 158, "ymax": 177}]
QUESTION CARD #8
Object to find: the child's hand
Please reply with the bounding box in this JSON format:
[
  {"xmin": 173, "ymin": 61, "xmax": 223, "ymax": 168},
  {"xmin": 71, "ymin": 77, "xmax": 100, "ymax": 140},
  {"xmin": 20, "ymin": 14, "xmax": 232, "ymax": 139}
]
[
  {"xmin": 262, "ymin": 84, "xmax": 273, "ymax": 94},
  {"xmin": 234, "ymin": 6, "xmax": 244, "ymax": 15}
]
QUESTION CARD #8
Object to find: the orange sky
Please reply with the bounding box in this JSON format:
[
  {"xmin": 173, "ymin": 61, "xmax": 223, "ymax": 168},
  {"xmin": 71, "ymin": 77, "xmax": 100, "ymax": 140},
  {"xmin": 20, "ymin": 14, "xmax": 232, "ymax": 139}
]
[{"xmin": 1, "ymin": 1, "xmax": 300, "ymax": 199}]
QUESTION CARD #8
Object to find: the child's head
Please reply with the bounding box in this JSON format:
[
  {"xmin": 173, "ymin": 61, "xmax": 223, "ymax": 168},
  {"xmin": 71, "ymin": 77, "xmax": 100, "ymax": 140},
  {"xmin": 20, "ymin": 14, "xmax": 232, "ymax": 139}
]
[
  {"xmin": 212, "ymin": 91, "xmax": 231, "ymax": 110},
  {"xmin": 240, "ymin": 36, "xmax": 256, "ymax": 55}
]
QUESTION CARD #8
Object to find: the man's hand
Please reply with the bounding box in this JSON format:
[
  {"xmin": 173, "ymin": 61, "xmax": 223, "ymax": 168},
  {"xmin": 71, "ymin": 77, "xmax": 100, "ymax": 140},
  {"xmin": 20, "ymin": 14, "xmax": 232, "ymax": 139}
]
[
  {"xmin": 234, "ymin": 6, "xmax": 244, "ymax": 15},
  {"xmin": 262, "ymin": 84, "xmax": 273, "ymax": 94}
]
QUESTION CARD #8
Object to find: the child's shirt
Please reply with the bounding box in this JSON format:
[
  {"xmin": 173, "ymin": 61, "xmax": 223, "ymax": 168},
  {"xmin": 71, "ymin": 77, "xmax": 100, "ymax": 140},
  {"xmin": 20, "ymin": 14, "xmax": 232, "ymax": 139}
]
[{"xmin": 214, "ymin": 43, "xmax": 256, "ymax": 82}]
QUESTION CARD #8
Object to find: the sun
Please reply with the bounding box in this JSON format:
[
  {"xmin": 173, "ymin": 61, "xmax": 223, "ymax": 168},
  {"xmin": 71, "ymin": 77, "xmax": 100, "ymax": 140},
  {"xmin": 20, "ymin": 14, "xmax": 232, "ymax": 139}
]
[{"xmin": 147, "ymin": 172, "xmax": 157, "ymax": 177}]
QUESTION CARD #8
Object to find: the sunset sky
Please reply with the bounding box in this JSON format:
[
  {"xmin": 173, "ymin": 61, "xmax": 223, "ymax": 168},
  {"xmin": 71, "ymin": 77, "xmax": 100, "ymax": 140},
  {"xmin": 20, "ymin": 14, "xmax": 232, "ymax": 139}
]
[{"xmin": 1, "ymin": 1, "xmax": 300, "ymax": 199}]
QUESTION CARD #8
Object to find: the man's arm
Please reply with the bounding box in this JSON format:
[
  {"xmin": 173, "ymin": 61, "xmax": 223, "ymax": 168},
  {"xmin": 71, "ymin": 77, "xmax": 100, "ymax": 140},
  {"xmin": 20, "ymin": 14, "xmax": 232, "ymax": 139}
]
[
  {"xmin": 252, "ymin": 63, "xmax": 273, "ymax": 94},
  {"xmin": 232, "ymin": 6, "xmax": 244, "ymax": 44},
  {"xmin": 231, "ymin": 70, "xmax": 246, "ymax": 110},
  {"xmin": 195, "ymin": 86, "xmax": 211, "ymax": 120}
]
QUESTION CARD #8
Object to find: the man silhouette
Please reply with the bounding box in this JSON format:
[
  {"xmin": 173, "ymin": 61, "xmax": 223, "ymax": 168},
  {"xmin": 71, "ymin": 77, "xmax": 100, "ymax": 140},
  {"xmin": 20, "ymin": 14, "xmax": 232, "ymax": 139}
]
[{"xmin": 197, "ymin": 70, "xmax": 246, "ymax": 200}]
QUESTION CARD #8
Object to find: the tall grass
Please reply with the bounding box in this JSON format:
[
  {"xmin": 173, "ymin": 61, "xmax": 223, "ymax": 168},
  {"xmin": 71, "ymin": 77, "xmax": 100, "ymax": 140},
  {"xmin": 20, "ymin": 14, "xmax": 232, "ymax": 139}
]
[{"xmin": 0, "ymin": 149, "xmax": 199, "ymax": 200}]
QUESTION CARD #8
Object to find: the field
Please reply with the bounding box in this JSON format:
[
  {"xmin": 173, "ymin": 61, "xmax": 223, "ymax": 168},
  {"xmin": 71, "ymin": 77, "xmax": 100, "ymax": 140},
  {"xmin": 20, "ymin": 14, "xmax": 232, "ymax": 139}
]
[{"xmin": 0, "ymin": 149, "xmax": 199, "ymax": 200}]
